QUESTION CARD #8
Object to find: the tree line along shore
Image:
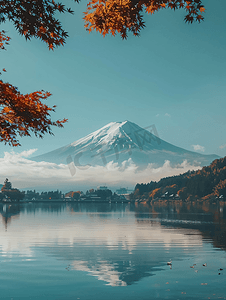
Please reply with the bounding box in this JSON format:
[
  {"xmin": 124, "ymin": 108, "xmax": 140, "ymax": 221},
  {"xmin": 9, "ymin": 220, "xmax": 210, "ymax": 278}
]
[
  {"xmin": 1, "ymin": 156, "xmax": 226, "ymax": 203},
  {"xmin": 0, "ymin": 182, "xmax": 128, "ymax": 203},
  {"xmin": 130, "ymin": 156, "xmax": 226, "ymax": 203}
]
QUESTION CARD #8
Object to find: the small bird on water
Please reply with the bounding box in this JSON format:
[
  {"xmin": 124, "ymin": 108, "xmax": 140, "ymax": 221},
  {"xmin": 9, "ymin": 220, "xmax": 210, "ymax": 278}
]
[{"xmin": 167, "ymin": 260, "xmax": 172, "ymax": 266}]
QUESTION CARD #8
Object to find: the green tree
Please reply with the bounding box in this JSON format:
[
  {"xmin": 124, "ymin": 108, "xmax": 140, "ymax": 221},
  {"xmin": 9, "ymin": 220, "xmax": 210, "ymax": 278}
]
[
  {"xmin": 3, "ymin": 189, "xmax": 24, "ymax": 201},
  {"xmin": 213, "ymin": 179, "xmax": 226, "ymax": 198},
  {"xmin": 72, "ymin": 191, "xmax": 81, "ymax": 200},
  {"xmin": 177, "ymin": 187, "xmax": 188, "ymax": 201},
  {"xmin": 96, "ymin": 189, "xmax": 112, "ymax": 199},
  {"xmin": 1, "ymin": 178, "xmax": 24, "ymax": 201},
  {"xmin": 2, "ymin": 178, "xmax": 12, "ymax": 190}
]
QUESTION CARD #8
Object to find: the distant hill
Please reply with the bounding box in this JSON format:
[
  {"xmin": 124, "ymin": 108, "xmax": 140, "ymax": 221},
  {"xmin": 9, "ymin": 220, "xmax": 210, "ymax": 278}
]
[
  {"xmin": 32, "ymin": 121, "xmax": 219, "ymax": 169},
  {"xmin": 131, "ymin": 156, "xmax": 226, "ymax": 201}
]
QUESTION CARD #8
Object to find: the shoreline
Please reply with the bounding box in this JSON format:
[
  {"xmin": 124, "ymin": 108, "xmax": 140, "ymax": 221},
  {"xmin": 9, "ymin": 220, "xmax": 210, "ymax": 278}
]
[
  {"xmin": 0, "ymin": 199, "xmax": 225, "ymax": 206},
  {"xmin": 0, "ymin": 199, "xmax": 130, "ymax": 204}
]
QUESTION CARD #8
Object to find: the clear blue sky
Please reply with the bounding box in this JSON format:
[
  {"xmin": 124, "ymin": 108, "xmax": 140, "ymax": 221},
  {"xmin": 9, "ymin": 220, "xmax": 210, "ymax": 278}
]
[{"xmin": 1, "ymin": 0, "xmax": 226, "ymax": 158}]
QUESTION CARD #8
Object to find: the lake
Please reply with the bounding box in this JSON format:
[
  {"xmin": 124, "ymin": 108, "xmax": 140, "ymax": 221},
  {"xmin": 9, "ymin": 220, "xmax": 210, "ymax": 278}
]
[{"xmin": 0, "ymin": 201, "xmax": 225, "ymax": 300}]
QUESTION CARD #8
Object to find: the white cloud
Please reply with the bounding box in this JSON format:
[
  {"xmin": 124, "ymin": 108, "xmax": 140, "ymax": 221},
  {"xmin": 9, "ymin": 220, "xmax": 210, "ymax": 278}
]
[
  {"xmin": 192, "ymin": 144, "xmax": 205, "ymax": 152},
  {"xmin": 219, "ymin": 144, "xmax": 226, "ymax": 150},
  {"xmin": 0, "ymin": 149, "xmax": 202, "ymax": 191},
  {"xmin": 156, "ymin": 113, "xmax": 171, "ymax": 117}
]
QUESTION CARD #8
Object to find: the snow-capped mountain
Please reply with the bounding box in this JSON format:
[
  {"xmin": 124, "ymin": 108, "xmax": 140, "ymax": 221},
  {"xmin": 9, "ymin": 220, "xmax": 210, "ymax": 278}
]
[{"xmin": 32, "ymin": 121, "xmax": 219, "ymax": 168}]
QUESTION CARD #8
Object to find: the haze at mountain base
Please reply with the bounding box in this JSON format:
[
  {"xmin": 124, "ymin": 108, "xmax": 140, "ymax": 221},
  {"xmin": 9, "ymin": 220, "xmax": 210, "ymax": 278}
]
[
  {"xmin": 0, "ymin": 121, "xmax": 219, "ymax": 191},
  {"xmin": 32, "ymin": 121, "xmax": 218, "ymax": 169}
]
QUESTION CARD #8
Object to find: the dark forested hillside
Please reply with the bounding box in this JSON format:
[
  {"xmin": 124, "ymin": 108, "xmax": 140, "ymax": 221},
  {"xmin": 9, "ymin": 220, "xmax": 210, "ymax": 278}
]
[{"xmin": 131, "ymin": 156, "xmax": 226, "ymax": 201}]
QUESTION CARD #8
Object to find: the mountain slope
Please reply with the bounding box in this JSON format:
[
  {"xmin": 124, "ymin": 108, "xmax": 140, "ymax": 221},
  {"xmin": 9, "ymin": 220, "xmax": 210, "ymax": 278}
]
[
  {"xmin": 133, "ymin": 156, "xmax": 226, "ymax": 200},
  {"xmin": 32, "ymin": 121, "xmax": 219, "ymax": 168}
]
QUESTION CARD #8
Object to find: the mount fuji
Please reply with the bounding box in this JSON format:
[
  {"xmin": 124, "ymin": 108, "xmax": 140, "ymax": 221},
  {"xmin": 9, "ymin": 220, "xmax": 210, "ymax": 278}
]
[{"xmin": 32, "ymin": 121, "xmax": 219, "ymax": 170}]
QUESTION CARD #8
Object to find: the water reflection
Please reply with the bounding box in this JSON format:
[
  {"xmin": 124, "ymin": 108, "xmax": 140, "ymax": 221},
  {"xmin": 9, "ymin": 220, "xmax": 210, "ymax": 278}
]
[
  {"xmin": 134, "ymin": 201, "xmax": 226, "ymax": 250},
  {"xmin": 0, "ymin": 204, "xmax": 20, "ymax": 230},
  {"xmin": 0, "ymin": 201, "xmax": 225, "ymax": 288}
]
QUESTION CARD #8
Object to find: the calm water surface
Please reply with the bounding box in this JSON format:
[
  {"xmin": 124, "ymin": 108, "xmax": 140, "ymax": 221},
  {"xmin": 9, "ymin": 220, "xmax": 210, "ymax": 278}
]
[{"xmin": 0, "ymin": 202, "xmax": 225, "ymax": 300}]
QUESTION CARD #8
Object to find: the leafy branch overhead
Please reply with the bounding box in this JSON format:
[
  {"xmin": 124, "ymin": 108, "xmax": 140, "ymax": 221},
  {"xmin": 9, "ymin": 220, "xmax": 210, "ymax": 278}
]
[
  {"xmin": 0, "ymin": 0, "xmax": 77, "ymax": 50},
  {"xmin": 0, "ymin": 27, "xmax": 67, "ymax": 147},
  {"xmin": 0, "ymin": 0, "xmax": 204, "ymax": 146},
  {"xmin": 0, "ymin": 80, "xmax": 67, "ymax": 146},
  {"xmin": 0, "ymin": 29, "xmax": 10, "ymax": 50},
  {"xmin": 0, "ymin": 0, "xmax": 205, "ymax": 48},
  {"xmin": 84, "ymin": 0, "xmax": 205, "ymax": 39}
]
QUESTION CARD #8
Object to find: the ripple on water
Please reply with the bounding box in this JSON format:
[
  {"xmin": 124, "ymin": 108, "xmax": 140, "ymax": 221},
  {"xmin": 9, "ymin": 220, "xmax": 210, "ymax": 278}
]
[{"xmin": 0, "ymin": 202, "xmax": 225, "ymax": 299}]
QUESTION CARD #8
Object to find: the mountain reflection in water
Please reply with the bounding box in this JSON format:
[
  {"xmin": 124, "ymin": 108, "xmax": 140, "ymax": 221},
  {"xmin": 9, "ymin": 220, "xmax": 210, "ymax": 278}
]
[{"xmin": 0, "ymin": 201, "xmax": 225, "ymax": 288}]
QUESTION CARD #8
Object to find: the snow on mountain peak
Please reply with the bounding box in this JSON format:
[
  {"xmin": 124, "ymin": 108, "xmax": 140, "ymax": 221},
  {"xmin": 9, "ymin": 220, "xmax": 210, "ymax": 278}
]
[
  {"xmin": 32, "ymin": 120, "xmax": 219, "ymax": 168},
  {"xmin": 70, "ymin": 121, "xmax": 138, "ymax": 148}
]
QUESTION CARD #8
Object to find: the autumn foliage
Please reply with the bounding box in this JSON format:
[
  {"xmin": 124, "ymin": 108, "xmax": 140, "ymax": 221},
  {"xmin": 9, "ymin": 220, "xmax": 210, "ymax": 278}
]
[
  {"xmin": 0, "ymin": 80, "xmax": 67, "ymax": 146},
  {"xmin": 84, "ymin": 0, "xmax": 205, "ymax": 39},
  {"xmin": 133, "ymin": 156, "xmax": 226, "ymax": 202},
  {"xmin": 0, "ymin": 0, "xmax": 77, "ymax": 50},
  {"xmin": 0, "ymin": 0, "xmax": 205, "ymax": 146},
  {"xmin": 0, "ymin": 29, "xmax": 67, "ymax": 147},
  {"xmin": 0, "ymin": 0, "xmax": 77, "ymax": 146},
  {"xmin": 1, "ymin": 27, "xmax": 67, "ymax": 147},
  {"xmin": 0, "ymin": 29, "xmax": 10, "ymax": 50},
  {"xmin": 0, "ymin": 1, "xmax": 205, "ymax": 45},
  {"xmin": 1, "ymin": 178, "xmax": 24, "ymax": 200}
]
